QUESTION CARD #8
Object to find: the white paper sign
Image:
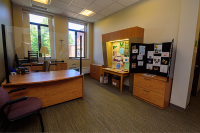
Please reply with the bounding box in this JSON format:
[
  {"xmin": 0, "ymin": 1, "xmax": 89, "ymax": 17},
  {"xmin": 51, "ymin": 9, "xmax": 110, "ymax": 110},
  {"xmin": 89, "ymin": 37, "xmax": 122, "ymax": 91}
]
[
  {"xmin": 138, "ymin": 61, "xmax": 144, "ymax": 66},
  {"xmin": 162, "ymin": 52, "xmax": 169, "ymax": 57},
  {"xmin": 147, "ymin": 51, "xmax": 154, "ymax": 59},
  {"xmin": 117, "ymin": 53, "xmax": 121, "ymax": 56},
  {"xmin": 137, "ymin": 55, "xmax": 143, "ymax": 60},
  {"xmin": 132, "ymin": 49, "xmax": 138, "ymax": 53},
  {"xmin": 146, "ymin": 64, "xmax": 153, "ymax": 70},
  {"xmin": 153, "ymin": 56, "xmax": 161, "ymax": 66},
  {"xmin": 160, "ymin": 65, "xmax": 168, "ymax": 73},
  {"xmin": 139, "ymin": 46, "xmax": 146, "ymax": 55},
  {"xmin": 123, "ymin": 57, "xmax": 129, "ymax": 62}
]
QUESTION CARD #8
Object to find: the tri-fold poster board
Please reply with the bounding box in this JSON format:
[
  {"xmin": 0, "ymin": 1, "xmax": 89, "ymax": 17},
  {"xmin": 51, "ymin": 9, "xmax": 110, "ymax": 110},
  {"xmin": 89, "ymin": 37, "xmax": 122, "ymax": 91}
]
[{"xmin": 130, "ymin": 40, "xmax": 174, "ymax": 77}]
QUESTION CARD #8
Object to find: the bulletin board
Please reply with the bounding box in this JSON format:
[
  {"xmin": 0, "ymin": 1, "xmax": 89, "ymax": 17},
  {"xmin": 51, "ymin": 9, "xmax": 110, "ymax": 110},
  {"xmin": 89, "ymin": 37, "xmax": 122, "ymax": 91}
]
[{"xmin": 130, "ymin": 40, "xmax": 174, "ymax": 77}]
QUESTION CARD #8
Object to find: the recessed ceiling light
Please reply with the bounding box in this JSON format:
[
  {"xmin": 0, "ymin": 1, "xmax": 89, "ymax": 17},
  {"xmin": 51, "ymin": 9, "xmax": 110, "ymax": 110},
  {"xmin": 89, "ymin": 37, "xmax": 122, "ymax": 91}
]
[
  {"xmin": 80, "ymin": 9, "xmax": 95, "ymax": 17},
  {"xmin": 32, "ymin": 0, "xmax": 50, "ymax": 5}
]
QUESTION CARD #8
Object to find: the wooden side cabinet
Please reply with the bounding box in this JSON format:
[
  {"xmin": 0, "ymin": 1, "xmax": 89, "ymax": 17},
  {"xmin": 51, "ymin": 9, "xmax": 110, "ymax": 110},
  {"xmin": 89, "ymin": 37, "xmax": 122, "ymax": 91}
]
[
  {"xmin": 133, "ymin": 73, "xmax": 172, "ymax": 110},
  {"xmin": 90, "ymin": 64, "xmax": 103, "ymax": 81}
]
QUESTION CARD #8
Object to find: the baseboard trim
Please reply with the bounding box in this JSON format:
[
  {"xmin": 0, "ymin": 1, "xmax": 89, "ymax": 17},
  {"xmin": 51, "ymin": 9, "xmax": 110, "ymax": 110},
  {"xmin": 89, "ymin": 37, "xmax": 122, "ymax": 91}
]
[{"xmin": 170, "ymin": 103, "xmax": 186, "ymax": 112}]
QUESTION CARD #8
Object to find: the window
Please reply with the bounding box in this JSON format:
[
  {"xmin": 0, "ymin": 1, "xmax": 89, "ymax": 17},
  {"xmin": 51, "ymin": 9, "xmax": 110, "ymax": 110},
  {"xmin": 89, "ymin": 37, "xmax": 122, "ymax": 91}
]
[
  {"xmin": 68, "ymin": 22, "xmax": 85, "ymax": 58},
  {"xmin": 29, "ymin": 14, "xmax": 51, "ymax": 57}
]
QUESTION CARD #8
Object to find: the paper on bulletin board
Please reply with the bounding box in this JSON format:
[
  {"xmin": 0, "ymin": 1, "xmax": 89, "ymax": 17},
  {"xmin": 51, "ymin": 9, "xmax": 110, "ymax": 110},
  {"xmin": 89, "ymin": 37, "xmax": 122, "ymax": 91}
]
[
  {"xmin": 125, "ymin": 62, "xmax": 129, "ymax": 70},
  {"xmin": 119, "ymin": 48, "xmax": 124, "ymax": 54},
  {"xmin": 153, "ymin": 56, "xmax": 161, "ymax": 66},
  {"xmin": 162, "ymin": 52, "xmax": 169, "ymax": 57},
  {"xmin": 147, "ymin": 51, "xmax": 154, "ymax": 59},
  {"xmin": 117, "ymin": 53, "xmax": 120, "ymax": 56},
  {"xmin": 137, "ymin": 55, "xmax": 143, "ymax": 60},
  {"xmin": 123, "ymin": 57, "xmax": 129, "ymax": 62},
  {"xmin": 154, "ymin": 43, "xmax": 162, "ymax": 54},
  {"xmin": 139, "ymin": 46, "xmax": 146, "ymax": 55},
  {"xmin": 160, "ymin": 65, "xmax": 168, "ymax": 73},
  {"xmin": 138, "ymin": 61, "xmax": 144, "ymax": 66},
  {"xmin": 132, "ymin": 49, "xmax": 138, "ymax": 53},
  {"xmin": 146, "ymin": 64, "xmax": 153, "ymax": 70}
]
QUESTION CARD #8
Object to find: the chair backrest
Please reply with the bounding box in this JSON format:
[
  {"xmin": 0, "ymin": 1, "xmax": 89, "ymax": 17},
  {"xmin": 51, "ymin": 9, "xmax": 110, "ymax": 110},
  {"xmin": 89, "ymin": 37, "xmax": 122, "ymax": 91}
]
[
  {"xmin": 42, "ymin": 61, "xmax": 50, "ymax": 72},
  {"xmin": 28, "ymin": 51, "xmax": 38, "ymax": 63},
  {"xmin": 0, "ymin": 87, "xmax": 10, "ymax": 112}
]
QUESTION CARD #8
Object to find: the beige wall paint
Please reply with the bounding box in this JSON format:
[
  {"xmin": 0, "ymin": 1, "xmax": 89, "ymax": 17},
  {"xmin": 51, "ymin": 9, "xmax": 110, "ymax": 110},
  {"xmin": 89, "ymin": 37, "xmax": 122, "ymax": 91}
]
[
  {"xmin": 12, "ymin": 4, "xmax": 93, "ymax": 69},
  {"xmin": 170, "ymin": 0, "xmax": 200, "ymax": 109},
  {"xmin": 93, "ymin": 0, "xmax": 182, "ymax": 78}
]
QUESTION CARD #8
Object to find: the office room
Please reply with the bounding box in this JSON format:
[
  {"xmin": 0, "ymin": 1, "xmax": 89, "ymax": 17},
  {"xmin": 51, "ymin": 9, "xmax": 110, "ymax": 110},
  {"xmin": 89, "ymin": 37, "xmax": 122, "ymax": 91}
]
[{"xmin": 0, "ymin": 0, "xmax": 200, "ymax": 132}]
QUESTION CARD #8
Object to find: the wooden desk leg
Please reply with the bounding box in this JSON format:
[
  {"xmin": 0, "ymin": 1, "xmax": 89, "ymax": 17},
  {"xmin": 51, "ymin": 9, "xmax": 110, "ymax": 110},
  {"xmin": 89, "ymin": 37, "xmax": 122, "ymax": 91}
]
[
  {"xmin": 120, "ymin": 75, "xmax": 123, "ymax": 93},
  {"xmin": 102, "ymin": 70, "xmax": 104, "ymax": 84}
]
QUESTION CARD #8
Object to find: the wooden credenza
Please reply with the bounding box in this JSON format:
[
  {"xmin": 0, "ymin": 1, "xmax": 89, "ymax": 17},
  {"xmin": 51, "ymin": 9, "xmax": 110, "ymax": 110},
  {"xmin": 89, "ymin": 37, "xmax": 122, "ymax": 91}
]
[
  {"xmin": 90, "ymin": 64, "xmax": 103, "ymax": 81},
  {"xmin": 133, "ymin": 73, "xmax": 172, "ymax": 110}
]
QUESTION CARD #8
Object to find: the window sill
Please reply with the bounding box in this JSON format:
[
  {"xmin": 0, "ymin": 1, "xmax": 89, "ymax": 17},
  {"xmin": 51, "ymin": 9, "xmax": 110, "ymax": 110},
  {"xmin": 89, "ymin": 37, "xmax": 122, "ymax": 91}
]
[{"xmin": 67, "ymin": 58, "xmax": 90, "ymax": 60}]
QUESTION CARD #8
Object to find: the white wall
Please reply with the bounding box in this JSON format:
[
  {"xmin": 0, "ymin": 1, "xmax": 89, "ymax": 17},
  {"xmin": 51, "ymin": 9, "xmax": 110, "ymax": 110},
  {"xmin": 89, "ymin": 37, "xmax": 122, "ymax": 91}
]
[
  {"xmin": 170, "ymin": 0, "xmax": 200, "ymax": 109},
  {"xmin": 93, "ymin": 0, "xmax": 182, "ymax": 78}
]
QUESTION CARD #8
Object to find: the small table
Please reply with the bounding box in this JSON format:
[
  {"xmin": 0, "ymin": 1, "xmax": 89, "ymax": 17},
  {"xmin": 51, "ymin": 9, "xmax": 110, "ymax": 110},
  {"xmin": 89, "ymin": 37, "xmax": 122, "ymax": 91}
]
[{"xmin": 102, "ymin": 68, "xmax": 129, "ymax": 93}]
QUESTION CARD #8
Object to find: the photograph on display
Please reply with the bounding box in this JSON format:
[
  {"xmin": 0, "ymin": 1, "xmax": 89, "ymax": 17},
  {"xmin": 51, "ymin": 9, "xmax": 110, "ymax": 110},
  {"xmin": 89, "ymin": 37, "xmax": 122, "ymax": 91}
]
[
  {"xmin": 162, "ymin": 52, "xmax": 169, "ymax": 57},
  {"xmin": 132, "ymin": 45, "xmax": 136, "ymax": 49},
  {"xmin": 132, "ymin": 55, "xmax": 137, "ymax": 60},
  {"xmin": 161, "ymin": 59, "xmax": 168, "ymax": 65},
  {"xmin": 132, "ymin": 63, "xmax": 136, "ymax": 68},
  {"xmin": 154, "ymin": 67, "xmax": 159, "ymax": 71},
  {"xmin": 139, "ymin": 46, "xmax": 146, "ymax": 55},
  {"xmin": 147, "ymin": 59, "xmax": 153, "ymax": 64},
  {"xmin": 153, "ymin": 56, "xmax": 161, "ymax": 66},
  {"xmin": 154, "ymin": 43, "xmax": 162, "ymax": 54}
]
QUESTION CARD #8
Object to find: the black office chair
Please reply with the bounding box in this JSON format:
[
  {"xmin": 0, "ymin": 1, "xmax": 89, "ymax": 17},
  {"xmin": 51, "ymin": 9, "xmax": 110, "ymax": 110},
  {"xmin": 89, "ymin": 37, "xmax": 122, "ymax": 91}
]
[{"xmin": 0, "ymin": 87, "xmax": 44, "ymax": 132}]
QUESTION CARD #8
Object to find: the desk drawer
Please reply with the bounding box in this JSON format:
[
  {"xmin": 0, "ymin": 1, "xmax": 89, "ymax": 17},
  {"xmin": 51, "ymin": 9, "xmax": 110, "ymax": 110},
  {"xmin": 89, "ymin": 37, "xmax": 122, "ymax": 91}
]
[
  {"xmin": 32, "ymin": 66, "xmax": 43, "ymax": 71},
  {"xmin": 90, "ymin": 72, "xmax": 100, "ymax": 81},
  {"xmin": 50, "ymin": 65, "xmax": 58, "ymax": 71},
  {"xmin": 134, "ymin": 75, "xmax": 166, "ymax": 95},
  {"xmin": 133, "ymin": 85, "xmax": 164, "ymax": 107}
]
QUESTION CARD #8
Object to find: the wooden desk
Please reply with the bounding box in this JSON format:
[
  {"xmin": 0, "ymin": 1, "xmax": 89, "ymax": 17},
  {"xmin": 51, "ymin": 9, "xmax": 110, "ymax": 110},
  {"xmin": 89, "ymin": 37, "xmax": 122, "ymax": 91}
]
[
  {"xmin": 22, "ymin": 62, "xmax": 67, "ymax": 71},
  {"xmin": 1, "ymin": 70, "xmax": 84, "ymax": 108},
  {"xmin": 102, "ymin": 68, "xmax": 129, "ymax": 93}
]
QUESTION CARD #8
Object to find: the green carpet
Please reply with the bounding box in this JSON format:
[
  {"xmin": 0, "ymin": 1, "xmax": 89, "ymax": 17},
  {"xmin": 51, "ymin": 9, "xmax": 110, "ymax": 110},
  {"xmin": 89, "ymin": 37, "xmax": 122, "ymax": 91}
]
[{"xmin": 1, "ymin": 75, "xmax": 200, "ymax": 132}]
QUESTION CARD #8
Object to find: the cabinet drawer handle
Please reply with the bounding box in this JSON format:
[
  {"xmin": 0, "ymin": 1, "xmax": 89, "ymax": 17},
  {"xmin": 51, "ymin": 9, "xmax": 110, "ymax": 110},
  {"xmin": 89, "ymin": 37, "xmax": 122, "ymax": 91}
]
[
  {"xmin": 144, "ymin": 78, "xmax": 151, "ymax": 81},
  {"xmin": 143, "ymin": 89, "xmax": 150, "ymax": 92}
]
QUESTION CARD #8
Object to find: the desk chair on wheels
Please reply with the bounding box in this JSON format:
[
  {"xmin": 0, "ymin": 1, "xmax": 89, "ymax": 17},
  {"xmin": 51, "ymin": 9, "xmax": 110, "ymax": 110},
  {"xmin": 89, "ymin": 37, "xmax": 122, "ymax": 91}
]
[{"xmin": 0, "ymin": 87, "xmax": 44, "ymax": 132}]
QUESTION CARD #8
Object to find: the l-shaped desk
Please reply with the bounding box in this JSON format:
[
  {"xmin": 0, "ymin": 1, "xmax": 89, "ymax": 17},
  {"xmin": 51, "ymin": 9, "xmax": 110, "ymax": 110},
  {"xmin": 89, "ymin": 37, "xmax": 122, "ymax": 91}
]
[{"xmin": 1, "ymin": 70, "xmax": 84, "ymax": 108}]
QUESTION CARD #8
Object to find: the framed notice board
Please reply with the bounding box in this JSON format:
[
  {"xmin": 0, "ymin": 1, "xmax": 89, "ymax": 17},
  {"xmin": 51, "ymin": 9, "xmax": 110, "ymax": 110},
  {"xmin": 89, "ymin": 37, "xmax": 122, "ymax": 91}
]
[{"xmin": 130, "ymin": 40, "xmax": 174, "ymax": 78}]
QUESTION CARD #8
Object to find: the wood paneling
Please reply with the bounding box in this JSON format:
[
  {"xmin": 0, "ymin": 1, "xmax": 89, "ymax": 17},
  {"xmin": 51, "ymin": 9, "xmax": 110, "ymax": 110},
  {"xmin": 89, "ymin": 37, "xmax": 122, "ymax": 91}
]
[
  {"xmin": 102, "ymin": 26, "xmax": 144, "ymax": 42},
  {"xmin": 133, "ymin": 73, "xmax": 172, "ymax": 110}
]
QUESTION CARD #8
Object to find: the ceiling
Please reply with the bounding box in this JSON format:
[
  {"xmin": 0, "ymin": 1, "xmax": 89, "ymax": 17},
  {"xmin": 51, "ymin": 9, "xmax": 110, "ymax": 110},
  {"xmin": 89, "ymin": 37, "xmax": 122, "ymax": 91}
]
[{"xmin": 11, "ymin": 0, "xmax": 141, "ymax": 23}]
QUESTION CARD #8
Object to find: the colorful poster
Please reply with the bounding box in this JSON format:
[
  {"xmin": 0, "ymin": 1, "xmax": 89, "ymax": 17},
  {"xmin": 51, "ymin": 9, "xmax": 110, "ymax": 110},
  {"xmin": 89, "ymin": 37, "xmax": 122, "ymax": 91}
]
[
  {"xmin": 125, "ymin": 62, "xmax": 129, "ymax": 70},
  {"xmin": 139, "ymin": 46, "xmax": 146, "ymax": 55},
  {"xmin": 120, "ymin": 42, "xmax": 124, "ymax": 48},
  {"xmin": 160, "ymin": 65, "xmax": 168, "ymax": 73},
  {"xmin": 132, "ymin": 55, "xmax": 137, "ymax": 60},
  {"xmin": 132, "ymin": 63, "xmax": 136, "ymax": 68},
  {"xmin": 124, "ymin": 49, "xmax": 129, "ymax": 56},
  {"xmin": 137, "ymin": 55, "xmax": 143, "ymax": 60},
  {"xmin": 132, "ymin": 45, "xmax": 136, "ymax": 49},
  {"xmin": 153, "ymin": 56, "xmax": 161, "ymax": 66},
  {"xmin": 119, "ymin": 48, "xmax": 124, "ymax": 54},
  {"xmin": 154, "ymin": 43, "xmax": 162, "ymax": 54},
  {"xmin": 138, "ymin": 61, "xmax": 144, "ymax": 66},
  {"xmin": 125, "ymin": 42, "xmax": 129, "ymax": 49},
  {"xmin": 132, "ymin": 49, "xmax": 138, "ymax": 53},
  {"xmin": 123, "ymin": 57, "xmax": 129, "ymax": 62},
  {"xmin": 147, "ymin": 51, "xmax": 154, "ymax": 59},
  {"xmin": 162, "ymin": 52, "xmax": 169, "ymax": 57},
  {"xmin": 146, "ymin": 64, "xmax": 153, "ymax": 70}
]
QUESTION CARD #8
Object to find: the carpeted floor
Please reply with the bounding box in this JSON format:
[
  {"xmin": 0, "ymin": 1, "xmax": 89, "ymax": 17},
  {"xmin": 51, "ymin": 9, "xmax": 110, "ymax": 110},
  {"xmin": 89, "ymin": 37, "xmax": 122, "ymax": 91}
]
[{"xmin": 1, "ymin": 75, "xmax": 200, "ymax": 132}]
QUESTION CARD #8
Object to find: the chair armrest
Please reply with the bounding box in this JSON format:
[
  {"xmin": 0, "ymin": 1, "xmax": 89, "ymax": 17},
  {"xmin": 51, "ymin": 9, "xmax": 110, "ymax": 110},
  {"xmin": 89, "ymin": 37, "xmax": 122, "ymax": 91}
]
[
  {"xmin": 8, "ymin": 87, "xmax": 27, "ymax": 94},
  {"xmin": 6, "ymin": 96, "xmax": 28, "ymax": 105}
]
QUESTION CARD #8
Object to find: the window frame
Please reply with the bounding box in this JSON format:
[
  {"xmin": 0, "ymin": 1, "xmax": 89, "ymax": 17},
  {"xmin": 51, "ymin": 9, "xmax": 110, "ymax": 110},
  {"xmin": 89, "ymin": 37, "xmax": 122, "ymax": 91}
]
[
  {"xmin": 68, "ymin": 22, "xmax": 86, "ymax": 59},
  {"xmin": 30, "ymin": 22, "xmax": 49, "ymax": 57}
]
